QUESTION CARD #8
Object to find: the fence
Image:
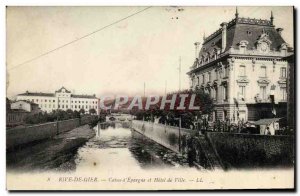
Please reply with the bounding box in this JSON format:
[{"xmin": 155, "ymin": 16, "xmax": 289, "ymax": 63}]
[
  {"xmin": 7, "ymin": 115, "xmax": 97, "ymax": 149},
  {"xmin": 206, "ymin": 132, "xmax": 294, "ymax": 169}
]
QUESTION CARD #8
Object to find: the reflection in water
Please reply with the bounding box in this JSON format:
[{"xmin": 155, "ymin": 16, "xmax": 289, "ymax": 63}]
[{"xmin": 74, "ymin": 122, "xmax": 189, "ymax": 172}]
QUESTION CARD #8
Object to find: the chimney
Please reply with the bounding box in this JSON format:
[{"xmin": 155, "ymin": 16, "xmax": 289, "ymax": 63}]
[
  {"xmin": 276, "ymin": 28, "xmax": 283, "ymax": 35},
  {"xmin": 220, "ymin": 22, "xmax": 228, "ymax": 52},
  {"xmin": 194, "ymin": 42, "xmax": 200, "ymax": 59},
  {"xmin": 270, "ymin": 11, "xmax": 274, "ymax": 26}
]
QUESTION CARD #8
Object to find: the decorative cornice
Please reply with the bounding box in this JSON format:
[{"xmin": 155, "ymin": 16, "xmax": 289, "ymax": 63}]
[
  {"xmin": 236, "ymin": 78, "xmax": 250, "ymax": 84},
  {"xmin": 257, "ymin": 78, "xmax": 271, "ymax": 85},
  {"xmin": 278, "ymin": 79, "xmax": 287, "ymax": 84}
]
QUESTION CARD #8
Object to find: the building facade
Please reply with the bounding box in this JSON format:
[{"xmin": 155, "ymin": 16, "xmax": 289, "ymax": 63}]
[
  {"xmin": 16, "ymin": 87, "xmax": 99, "ymax": 114},
  {"xmin": 6, "ymin": 98, "xmax": 27, "ymax": 127},
  {"xmin": 11, "ymin": 100, "xmax": 41, "ymax": 114},
  {"xmin": 187, "ymin": 10, "xmax": 293, "ymax": 123}
]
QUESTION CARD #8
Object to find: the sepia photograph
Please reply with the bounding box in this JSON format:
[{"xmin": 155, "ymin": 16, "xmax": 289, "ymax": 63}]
[{"xmin": 5, "ymin": 5, "xmax": 295, "ymax": 190}]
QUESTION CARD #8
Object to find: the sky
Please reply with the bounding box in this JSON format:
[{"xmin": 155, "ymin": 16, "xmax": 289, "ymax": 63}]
[{"xmin": 6, "ymin": 6, "xmax": 293, "ymax": 99}]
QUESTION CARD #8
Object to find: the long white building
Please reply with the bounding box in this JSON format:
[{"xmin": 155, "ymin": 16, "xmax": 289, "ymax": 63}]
[{"xmin": 16, "ymin": 87, "xmax": 99, "ymax": 114}]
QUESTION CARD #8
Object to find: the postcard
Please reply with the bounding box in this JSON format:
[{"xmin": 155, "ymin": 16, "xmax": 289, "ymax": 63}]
[{"xmin": 6, "ymin": 6, "xmax": 295, "ymax": 190}]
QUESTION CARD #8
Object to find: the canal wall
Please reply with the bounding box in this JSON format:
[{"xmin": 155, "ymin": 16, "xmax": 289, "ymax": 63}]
[
  {"xmin": 7, "ymin": 115, "xmax": 97, "ymax": 149},
  {"xmin": 7, "ymin": 125, "xmax": 96, "ymax": 171},
  {"xmin": 131, "ymin": 120, "xmax": 294, "ymax": 170},
  {"xmin": 131, "ymin": 120, "xmax": 197, "ymax": 153},
  {"xmin": 131, "ymin": 120, "xmax": 222, "ymax": 169},
  {"xmin": 206, "ymin": 132, "xmax": 294, "ymax": 169}
]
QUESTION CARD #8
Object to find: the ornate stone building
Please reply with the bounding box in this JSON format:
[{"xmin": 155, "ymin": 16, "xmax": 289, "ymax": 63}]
[{"xmin": 187, "ymin": 9, "xmax": 293, "ymax": 123}]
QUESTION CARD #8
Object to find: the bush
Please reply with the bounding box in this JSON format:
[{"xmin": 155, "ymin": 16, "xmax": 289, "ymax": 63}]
[
  {"xmin": 24, "ymin": 109, "xmax": 90, "ymax": 125},
  {"xmin": 89, "ymin": 108, "xmax": 96, "ymax": 115}
]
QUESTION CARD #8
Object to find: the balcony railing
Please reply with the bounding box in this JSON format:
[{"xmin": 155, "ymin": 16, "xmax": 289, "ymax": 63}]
[
  {"xmin": 190, "ymin": 47, "xmax": 293, "ymax": 72},
  {"xmin": 254, "ymin": 96, "xmax": 269, "ymax": 103},
  {"xmin": 228, "ymin": 47, "xmax": 293, "ymax": 57}
]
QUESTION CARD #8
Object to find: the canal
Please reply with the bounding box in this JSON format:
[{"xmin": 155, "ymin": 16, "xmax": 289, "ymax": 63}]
[
  {"xmin": 7, "ymin": 122, "xmax": 196, "ymax": 173},
  {"xmin": 74, "ymin": 122, "xmax": 190, "ymax": 172},
  {"xmin": 7, "ymin": 122, "xmax": 208, "ymax": 190}
]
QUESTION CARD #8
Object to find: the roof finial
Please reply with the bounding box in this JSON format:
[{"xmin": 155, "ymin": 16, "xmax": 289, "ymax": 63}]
[
  {"xmin": 203, "ymin": 32, "xmax": 206, "ymax": 41},
  {"xmin": 235, "ymin": 7, "xmax": 239, "ymax": 19},
  {"xmin": 270, "ymin": 11, "xmax": 274, "ymax": 25}
]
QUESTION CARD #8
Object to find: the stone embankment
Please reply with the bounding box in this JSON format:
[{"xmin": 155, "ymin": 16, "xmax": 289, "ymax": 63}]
[{"xmin": 7, "ymin": 125, "xmax": 96, "ymax": 171}]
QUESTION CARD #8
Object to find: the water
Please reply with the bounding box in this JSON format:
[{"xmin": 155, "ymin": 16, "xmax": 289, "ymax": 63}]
[{"xmin": 74, "ymin": 122, "xmax": 189, "ymax": 173}]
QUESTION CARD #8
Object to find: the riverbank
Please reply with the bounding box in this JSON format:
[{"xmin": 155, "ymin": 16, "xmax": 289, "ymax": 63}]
[
  {"xmin": 7, "ymin": 115, "xmax": 97, "ymax": 149},
  {"xmin": 7, "ymin": 125, "xmax": 96, "ymax": 172}
]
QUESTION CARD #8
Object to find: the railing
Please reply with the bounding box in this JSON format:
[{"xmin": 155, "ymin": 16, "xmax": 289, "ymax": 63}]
[
  {"xmin": 228, "ymin": 48, "xmax": 292, "ymax": 57},
  {"xmin": 189, "ymin": 47, "xmax": 292, "ymax": 73}
]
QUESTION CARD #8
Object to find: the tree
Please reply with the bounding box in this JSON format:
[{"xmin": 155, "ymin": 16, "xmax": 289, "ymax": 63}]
[
  {"xmin": 23, "ymin": 108, "xmax": 84, "ymax": 125},
  {"xmin": 79, "ymin": 108, "xmax": 85, "ymax": 115},
  {"xmin": 66, "ymin": 109, "xmax": 73, "ymax": 115},
  {"xmin": 131, "ymin": 89, "xmax": 214, "ymax": 129},
  {"xmin": 73, "ymin": 110, "xmax": 80, "ymax": 118},
  {"xmin": 66, "ymin": 109, "xmax": 74, "ymax": 118},
  {"xmin": 89, "ymin": 108, "xmax": 96, "ymax": 115}
]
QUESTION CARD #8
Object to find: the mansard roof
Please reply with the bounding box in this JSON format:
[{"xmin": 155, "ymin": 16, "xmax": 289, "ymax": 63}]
[
  {"xmin": 18, "ymin": 92, "xmax": 55, "ymax": 97},
  {"xmin": 198, "ymin": 16, "xmax": 286, "ymax": 58},
  {"xmin": 18, "ymin": 87, "xmax": 98, "ymax": 99},
  {"xmin": 71, "ymin": 94, "xmax": 97, "ymax": 99}
]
